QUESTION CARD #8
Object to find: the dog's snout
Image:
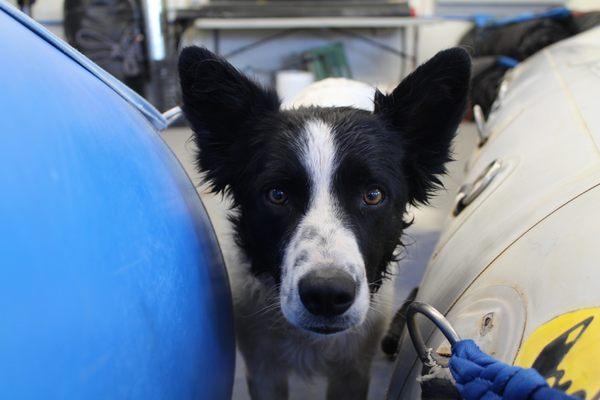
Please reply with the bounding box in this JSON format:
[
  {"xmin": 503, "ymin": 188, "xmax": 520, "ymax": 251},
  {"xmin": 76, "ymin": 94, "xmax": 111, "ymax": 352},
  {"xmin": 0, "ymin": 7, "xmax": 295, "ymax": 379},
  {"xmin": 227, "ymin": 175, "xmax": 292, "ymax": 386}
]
[{"xmin": 298, "ymin": 268, "xmax": 356, "ymax": 317}]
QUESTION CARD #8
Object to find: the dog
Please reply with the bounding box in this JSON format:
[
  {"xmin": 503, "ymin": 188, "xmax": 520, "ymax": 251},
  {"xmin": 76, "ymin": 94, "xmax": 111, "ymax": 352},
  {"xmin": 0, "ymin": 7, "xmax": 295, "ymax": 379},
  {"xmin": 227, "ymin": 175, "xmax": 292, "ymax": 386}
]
[{"xmin": 178, "ymin": 46, "xmax": 470, "ymax": 400}]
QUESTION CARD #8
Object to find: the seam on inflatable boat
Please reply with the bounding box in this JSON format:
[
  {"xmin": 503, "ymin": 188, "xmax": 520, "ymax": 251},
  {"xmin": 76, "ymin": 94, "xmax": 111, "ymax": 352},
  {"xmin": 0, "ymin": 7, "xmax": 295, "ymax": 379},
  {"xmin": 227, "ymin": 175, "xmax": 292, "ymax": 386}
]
[{"xmin": 543, "ymin": 48, "xmax": 600, "ymax": 156}]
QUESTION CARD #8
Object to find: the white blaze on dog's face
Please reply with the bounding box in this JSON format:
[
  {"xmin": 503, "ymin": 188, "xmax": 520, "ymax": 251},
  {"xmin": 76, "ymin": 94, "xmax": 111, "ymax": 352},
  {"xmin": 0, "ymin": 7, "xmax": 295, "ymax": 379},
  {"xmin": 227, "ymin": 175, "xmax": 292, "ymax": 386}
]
[
  {"xmin": 178, "ymin": 46, "xmax": 471, "ymax": 335},
  {"xmin": 280, "ymin": 120, "xmax": 370, "ymax": 334}
]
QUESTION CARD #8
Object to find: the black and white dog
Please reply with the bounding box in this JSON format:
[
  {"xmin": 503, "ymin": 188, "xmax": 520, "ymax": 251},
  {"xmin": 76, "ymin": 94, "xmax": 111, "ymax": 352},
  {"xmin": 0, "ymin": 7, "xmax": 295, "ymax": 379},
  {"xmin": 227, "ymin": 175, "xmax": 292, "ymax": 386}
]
[{"xmin": 178, "ymin": 47, "xmax": 470, "ymax": 400}]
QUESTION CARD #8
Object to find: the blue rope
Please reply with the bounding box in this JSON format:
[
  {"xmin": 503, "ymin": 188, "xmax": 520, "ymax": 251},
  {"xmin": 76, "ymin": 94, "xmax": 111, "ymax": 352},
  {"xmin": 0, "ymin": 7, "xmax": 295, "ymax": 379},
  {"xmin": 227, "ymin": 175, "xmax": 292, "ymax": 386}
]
[
  {"xmin": 473, "ymin": 7, "xmax": 572, "ymax": 28},
  {"xmin": 449, "ymin": 340, "xmax": 578, "ymax": 400},
  {"xmin": 496, "ymin": 56, "xmax": 519, "ymax": 69}
]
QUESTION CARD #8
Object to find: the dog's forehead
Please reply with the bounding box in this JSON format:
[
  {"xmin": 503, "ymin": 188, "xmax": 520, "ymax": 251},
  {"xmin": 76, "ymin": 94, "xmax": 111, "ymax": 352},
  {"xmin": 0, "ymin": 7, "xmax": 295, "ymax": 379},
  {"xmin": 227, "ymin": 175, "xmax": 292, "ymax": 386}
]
[
  {"xmin": 294, "ymin": 119, "xmax": 337, "ymax": 183},
  {"xmin": 258, "ymin": 108, "xmax": 393, "ymax": 188},
  {"xmin": 276, "ymin": 108, "xmax": 378, "ymax": 160}
]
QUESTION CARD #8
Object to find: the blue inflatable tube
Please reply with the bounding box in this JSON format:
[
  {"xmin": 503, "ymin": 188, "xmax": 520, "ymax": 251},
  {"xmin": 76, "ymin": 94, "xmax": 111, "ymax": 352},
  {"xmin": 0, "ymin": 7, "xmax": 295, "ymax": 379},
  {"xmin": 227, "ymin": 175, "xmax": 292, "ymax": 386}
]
[{"xmin": 0, "ymin": 3, "xmax": 235, "ymax": 399}]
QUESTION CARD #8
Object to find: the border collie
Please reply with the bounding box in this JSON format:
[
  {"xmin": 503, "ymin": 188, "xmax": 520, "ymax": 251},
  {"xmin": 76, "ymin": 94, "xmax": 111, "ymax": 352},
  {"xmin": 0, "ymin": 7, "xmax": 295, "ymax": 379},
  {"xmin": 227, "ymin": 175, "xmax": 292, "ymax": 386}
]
[{"xmin": 178, "ymin": 47, "xmax": 470, "ymax": 400}]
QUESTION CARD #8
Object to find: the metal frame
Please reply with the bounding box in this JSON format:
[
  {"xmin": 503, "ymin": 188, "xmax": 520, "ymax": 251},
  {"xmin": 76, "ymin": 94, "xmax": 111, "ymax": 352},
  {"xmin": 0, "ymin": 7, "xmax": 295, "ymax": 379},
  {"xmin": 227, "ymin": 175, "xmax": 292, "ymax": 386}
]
[
  {"xmin": 168, "ymin": 16, "xmax": 436, "ymax": 81},
  {"xmin": 208, "ymin": 25, "xmax": 420, "ymax": 80},
  {"xmin": 140, "ymin": 0, "xmax": 170, "ymax": 110},
  {"xmin": 161, "ymin": 15, "xmax": 436, "ymax": 112}
]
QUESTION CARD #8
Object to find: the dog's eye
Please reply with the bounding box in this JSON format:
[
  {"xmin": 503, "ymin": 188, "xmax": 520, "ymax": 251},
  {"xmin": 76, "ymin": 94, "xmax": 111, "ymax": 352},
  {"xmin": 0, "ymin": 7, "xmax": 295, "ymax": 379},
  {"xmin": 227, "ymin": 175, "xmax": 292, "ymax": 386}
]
[
  {"xmin": 266, "ymin": 187, "xmax": 288, "ymax": 205},
  {"xmin": 363, "ymin": 187, "xmax": 384, "ymax": 206}
]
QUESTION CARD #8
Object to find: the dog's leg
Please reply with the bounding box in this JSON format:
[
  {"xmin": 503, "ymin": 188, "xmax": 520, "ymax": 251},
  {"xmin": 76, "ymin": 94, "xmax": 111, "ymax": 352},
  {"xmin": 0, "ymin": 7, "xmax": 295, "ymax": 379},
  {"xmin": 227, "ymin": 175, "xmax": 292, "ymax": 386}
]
[
  {"xmin": 326, "ymin": 365, "xmax": 371, "ymax": 400},
  {"xmin": 381, "ymin": 286, "xmax": 419, "ymax": 358},
  {"xmin": 246, "ymin": 366, "xmax": 288, "ymax": 400}
]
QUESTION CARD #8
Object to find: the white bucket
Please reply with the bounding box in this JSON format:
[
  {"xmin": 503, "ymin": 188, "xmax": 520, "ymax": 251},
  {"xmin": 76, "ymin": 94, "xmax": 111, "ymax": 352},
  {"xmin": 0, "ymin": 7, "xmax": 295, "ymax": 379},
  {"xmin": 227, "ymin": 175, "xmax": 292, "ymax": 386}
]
[{"xmin": 276, "ymin": 70, "xmax": 315, "ymax": 107}]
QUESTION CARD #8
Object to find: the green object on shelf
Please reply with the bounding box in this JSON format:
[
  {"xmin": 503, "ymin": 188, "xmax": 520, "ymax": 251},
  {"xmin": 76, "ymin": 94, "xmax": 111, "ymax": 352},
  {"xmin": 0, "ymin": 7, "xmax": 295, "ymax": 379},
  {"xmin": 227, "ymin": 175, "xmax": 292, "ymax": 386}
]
[{"xmin": 303, "ymin": 42, "xmax": 352, "ymax": 80}]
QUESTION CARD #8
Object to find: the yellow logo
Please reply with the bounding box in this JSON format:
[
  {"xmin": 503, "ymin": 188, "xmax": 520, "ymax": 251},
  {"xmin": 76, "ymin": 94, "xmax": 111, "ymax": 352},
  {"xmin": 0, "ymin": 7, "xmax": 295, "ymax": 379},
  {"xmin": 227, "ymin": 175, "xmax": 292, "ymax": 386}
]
[{"xmin": 514, "ymin": 308, "xmax": 600, "ymax": 399}]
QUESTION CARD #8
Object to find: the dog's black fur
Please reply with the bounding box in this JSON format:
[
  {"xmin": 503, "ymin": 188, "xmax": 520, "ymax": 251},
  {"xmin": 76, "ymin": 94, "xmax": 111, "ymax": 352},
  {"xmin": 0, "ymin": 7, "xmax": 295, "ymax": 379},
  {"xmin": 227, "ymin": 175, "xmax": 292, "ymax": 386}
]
[
  {"xmin": 179, "ymin": 46, "xmax": 470, "ymax": 291},
  {"xmin": 179, "ymin": 47, "xmax": 470, "ymax": 399}
]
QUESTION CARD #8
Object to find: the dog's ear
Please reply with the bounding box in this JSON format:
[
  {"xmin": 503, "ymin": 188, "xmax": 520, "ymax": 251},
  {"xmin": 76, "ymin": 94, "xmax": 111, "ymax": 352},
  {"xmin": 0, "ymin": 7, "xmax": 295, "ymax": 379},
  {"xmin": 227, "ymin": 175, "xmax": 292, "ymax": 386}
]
[
  {"xmin": 374, "ymin": 47, "xmax": 471, "ymax": 205},
  {"xmin": 179, "ymin": 46, "xmax": 280, "ymax": 193}
]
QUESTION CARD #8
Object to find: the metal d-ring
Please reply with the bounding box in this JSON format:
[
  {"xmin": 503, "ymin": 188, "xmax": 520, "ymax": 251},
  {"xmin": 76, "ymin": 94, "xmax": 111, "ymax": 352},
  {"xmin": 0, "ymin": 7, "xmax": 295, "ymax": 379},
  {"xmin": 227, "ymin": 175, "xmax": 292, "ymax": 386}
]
[
  {"xmin": 453, "ymin": 159, "xmax": 502, "ymax": 216},
  {"xmin": 406, "ymin": 302, "xmax": 461, "ymax": 367},
  {"xmin": 473, "ymin": 104, "xmax": 488, "ymax": 146},
  {"xmin": 162, "ymin": 106, "xmax": 184, "ymax": 128}
]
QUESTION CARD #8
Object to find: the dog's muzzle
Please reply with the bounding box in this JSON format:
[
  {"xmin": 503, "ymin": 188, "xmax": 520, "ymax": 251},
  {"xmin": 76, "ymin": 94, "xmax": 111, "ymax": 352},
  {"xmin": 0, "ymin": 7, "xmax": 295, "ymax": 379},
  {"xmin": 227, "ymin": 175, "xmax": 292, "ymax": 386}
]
[
  {"xmin": 298, "ymin": 268, "xmax": 356, "ymax": 318},
  {"xmin": 280, "ymin": 220, "xmax": 368, "ymax": 334}
]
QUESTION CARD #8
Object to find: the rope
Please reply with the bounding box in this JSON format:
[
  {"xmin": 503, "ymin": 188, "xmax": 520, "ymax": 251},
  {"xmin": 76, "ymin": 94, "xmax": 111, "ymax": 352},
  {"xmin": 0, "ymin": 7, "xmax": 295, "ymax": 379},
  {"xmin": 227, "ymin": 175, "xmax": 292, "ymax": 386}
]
[{"xmin": 449, "ymin": 340, "xmax": 578, "ymax": 400}]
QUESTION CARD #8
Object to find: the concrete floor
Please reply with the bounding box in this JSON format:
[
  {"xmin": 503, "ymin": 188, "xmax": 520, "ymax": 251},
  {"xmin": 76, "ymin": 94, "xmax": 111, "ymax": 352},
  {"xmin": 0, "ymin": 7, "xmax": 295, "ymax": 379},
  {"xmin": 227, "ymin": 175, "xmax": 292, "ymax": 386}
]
[{"xmin": 161, "ymin": 122, "xmax": 478, "ymax": 399}]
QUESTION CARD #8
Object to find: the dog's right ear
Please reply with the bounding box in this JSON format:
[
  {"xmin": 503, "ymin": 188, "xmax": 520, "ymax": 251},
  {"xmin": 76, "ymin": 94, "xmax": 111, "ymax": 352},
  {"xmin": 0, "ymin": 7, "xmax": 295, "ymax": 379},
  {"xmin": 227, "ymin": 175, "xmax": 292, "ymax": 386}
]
[{"xmin": 178, "ymin": 46, "xmax": 280, "ymax": 193}]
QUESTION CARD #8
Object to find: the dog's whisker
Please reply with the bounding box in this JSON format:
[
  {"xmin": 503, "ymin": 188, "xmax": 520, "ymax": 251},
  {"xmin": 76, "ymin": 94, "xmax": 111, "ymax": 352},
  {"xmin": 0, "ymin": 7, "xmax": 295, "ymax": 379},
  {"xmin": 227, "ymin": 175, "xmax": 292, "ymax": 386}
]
[
  {"xmin": 367, "ymin": 306, "xmax": 386, "ymax": 318},
  {"xmin": 370, "ymin": 298, "xmax": 395, "ymax": 309},
  {"xmin": 241, "ymin": 303, "xmax": 280, "ymax": 318}
]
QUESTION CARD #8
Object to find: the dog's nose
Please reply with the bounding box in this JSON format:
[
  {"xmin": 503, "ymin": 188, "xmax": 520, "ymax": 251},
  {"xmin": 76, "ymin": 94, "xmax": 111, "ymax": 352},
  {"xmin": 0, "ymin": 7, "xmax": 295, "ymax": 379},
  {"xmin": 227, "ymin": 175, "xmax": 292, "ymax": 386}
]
[{"xmin": 298, "ymin": 268, "xmax": 356, "ymax": 317}]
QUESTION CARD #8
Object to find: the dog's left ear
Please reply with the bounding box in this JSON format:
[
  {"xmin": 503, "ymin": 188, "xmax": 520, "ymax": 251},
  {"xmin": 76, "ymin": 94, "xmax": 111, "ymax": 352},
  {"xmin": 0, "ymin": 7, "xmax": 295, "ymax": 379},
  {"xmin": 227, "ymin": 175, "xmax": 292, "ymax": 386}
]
[{"xmin": 374, "ymin": 47, "xmax": 471, "ymax": 205}]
